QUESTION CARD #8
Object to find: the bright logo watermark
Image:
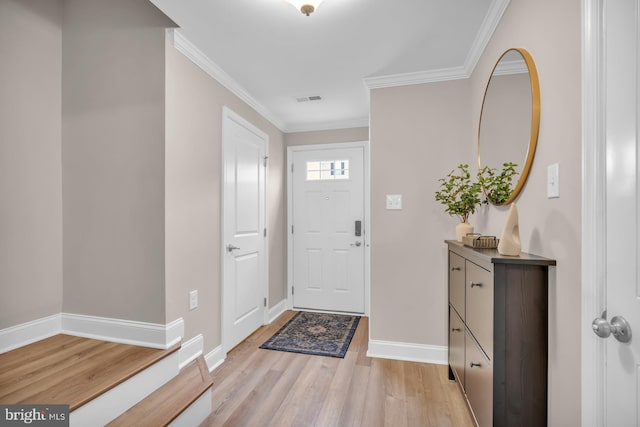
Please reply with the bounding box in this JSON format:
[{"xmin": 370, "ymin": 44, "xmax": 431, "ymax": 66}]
[{"xmin": 0, "ymin": 405, "xmax": 68, "ymax": 426}]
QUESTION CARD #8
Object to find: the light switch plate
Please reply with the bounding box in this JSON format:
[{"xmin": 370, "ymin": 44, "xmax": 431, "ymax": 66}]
[
  {"xmin": 386, "ymin": 194, "xmax": 402, "ymax": 210},
  {"xmin": 547, "ymin": 163, "xmax": 560, "ymax": 198}
]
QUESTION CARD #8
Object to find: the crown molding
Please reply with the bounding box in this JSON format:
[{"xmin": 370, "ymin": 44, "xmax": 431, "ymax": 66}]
[
  {"xmin": 170, "ymin": 30, "xmax": 365, "ymax": 134},
  {"xmin": 363, "ymin": 0, "xmax": 511, "ymax": 89},
  {"xmin": 363, "ymin": 66, "xmax": 468, "ymax": 89},
  {"xmin": 170, "ymin": 30, "xmax": 287, "ymax": 132},
  {"xmin": 493, "ymin": 58, "xmax": 528, "ymax": 76},
  {"xmin": 462, "ymin": 0, "xmax": 512, "ymax": 76},
  {"xmin": 170, "ymin": 0, "xmax": 510, "ymax": 131}
]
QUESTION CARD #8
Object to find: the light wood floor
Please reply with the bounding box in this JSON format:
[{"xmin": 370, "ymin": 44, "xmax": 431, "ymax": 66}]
[
  {"xmin": 201, "ymin": 311, "xmax": 474, "ymax": 427},
  {"xmin": 108, "ymin": 356, "xmax": 212, "ymax": 426},
  {"xmin": 0, "ymin": 334, "xmax": 178, "ymax": 411}
]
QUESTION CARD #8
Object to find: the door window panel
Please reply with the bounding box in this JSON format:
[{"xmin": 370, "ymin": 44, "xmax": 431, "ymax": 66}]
[{"xmin": 306, "ymin": 160, "xmax": 350, "ymax": 180}]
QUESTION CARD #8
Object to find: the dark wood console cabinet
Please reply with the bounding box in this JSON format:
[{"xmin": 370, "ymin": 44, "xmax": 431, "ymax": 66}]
[{"xmin": 446, "ymin": 240, "xmax": 556, "ymax": 427}]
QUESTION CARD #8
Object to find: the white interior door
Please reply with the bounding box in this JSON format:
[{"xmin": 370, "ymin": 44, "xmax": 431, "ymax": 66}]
[
  {"xmin": 222, "ymin": 107, "xmax": 267, "ymax": 352},
  {"xmin": 596, "ymin": 0, "xmax": 640, "ymax": 424},
  {"xmin": 291, "ymin": 146, "xmax": 365, "ymax": 313}
]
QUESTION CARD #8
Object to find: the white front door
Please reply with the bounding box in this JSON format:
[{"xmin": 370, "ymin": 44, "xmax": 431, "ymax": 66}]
[
  {"xmin": 601, "ymin": 0, "xmax": 640, "ymax": 423},
  {"xmin": 222, "ymin": 107, "xmax": 267, "ymax": 352},
  {"xmin": 290, "ymin": 145, "xmax": 365, "ymax": 313}
]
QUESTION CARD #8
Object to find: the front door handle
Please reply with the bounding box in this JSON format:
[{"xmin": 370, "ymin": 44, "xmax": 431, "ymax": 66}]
[
  {"xmin": 592, "ymin": 313, "xmax": 632, "ymax": 343},
  {"xmin": 227, "ymin": 244, "xmax": 240, "ymax": 253}
]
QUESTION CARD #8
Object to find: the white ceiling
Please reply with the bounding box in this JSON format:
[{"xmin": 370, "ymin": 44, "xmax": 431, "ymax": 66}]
[{"xmin": 149, "ymin": 0, "xmax": 508, "ymax": 132}]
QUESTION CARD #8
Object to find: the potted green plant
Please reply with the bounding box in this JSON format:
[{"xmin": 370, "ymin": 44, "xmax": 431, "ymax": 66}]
[
  {"xmin": 478, "ymin": 162, "xmax": 519, "ymax": 206},
  {"xmin": 435, "ymin": 164, "xmax": 486, "ymax": 241}
]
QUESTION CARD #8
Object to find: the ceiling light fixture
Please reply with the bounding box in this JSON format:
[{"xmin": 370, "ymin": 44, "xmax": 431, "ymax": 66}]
[{"xmin": 286, "ymin": 0, "xmax": 325, "ymax": 16}]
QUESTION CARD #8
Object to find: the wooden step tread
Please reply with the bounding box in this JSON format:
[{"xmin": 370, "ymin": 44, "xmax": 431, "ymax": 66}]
[
  {"xmin": 107, "ymin": 356, "xmax": 212, "ymax": 427},
  {"xmin": 0, "ymin": 334, "xmax": 179, "ymax": 411}
]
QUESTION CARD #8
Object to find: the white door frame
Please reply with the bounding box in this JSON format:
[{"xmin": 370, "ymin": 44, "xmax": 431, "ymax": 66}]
[
  {"xmin": 287, "ymin": 141, "xmax": 371, "ymax": 316},
  {"xmin": 581, "ymin": 0, "xmax": 606, "ymax": 425},
  {"xmin": 221, "ymin": 106, "xmax": 269, "ymax": 353}
]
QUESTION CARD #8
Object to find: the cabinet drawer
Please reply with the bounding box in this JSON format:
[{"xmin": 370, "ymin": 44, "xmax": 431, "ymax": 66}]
[
  {"xmin": 465, "ymin": 332, "xmax": 493, "ymax": 427},
  {"xmin": 449, "ymin": 252, "xmax": 465, "ymax": 318},
  {"xmin": 465, "ymin": 260, "xmax": 493, "ymax": 359},
  {"xmin": 449, "ymin": 307, "xmax": 465, "ymax": 388}
]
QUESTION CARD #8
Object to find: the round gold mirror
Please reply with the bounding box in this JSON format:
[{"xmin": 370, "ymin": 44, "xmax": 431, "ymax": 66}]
[{"xmin": 478, "ymin": 48, "xmax": 540, "ymax": 206}]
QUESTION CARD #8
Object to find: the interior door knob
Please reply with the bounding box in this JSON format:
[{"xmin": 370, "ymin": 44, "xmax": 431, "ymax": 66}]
[
  {"xmin": 592, "ymin": 314, "xmax": 632, "ymax": 343},
  {"xmin": 227, "ymin": 244, "xmax": 240, "ymax": 252}
]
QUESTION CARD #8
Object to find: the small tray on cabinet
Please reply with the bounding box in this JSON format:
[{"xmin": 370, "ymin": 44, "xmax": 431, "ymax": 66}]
[{"xmin": 462, "ymin": 234, "xmax": 499, "ymax": 249}]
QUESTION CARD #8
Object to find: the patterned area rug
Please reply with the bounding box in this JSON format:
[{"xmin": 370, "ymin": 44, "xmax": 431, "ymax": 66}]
[{"xmin": 259, "ymin": 311, "xmax": 361, "ymax": 358}]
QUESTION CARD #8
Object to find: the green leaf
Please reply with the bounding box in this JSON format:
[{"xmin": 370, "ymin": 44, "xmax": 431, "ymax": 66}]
[
  {"xmin": 434, "ymin": 164, "xmax": 486, "ymax": 223},
  {"xmin": 477, "ymin": 163, "xmax": 519, "ymax": 205}
]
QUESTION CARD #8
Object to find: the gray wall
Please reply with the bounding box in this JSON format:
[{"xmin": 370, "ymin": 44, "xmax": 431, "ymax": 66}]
[
  {"xmin": 369, "ymin": 0, "xmax": 582, "ymax": 424},
  {"xmin": 0, "ymin": 0, "xmax": 64, "ymax": 328},
  {"xmin": 285, "ymin": 127, "xmax": 369, "ymax": 146},
  {"xmin": 0, "ymin": 0, "xmax": 288, "ymax": 353},
  {"xmin": 369, "ymin": 80, "xmax": 472, "ymax": 344},
  {"xmin": 165, "ymin": 39, "xmax": 287, "ymax": 351},
  {"xmin": 61, "ymin": 0, "xmax": 174, "ymax": 323},
  {"xmin": 470, "ymin": 0, "xmax": 581, "ymax": 424},
  {"xmin": 2, "ymin": 2, "xmax": 583, "ymax": 422}
]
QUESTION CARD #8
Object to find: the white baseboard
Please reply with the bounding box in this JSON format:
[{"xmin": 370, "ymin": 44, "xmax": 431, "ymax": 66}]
[
  {"xmin": 367, "ymin": 339, "xmax": 448, "ymax": 365},
  {"xmin": 70, "ymin": 350, "xmax": 180, "ymax": 426},
  {"xmin": 0, "ymin": 314, "xmax": 62, "ymax": 354},
  {"xmin": 179, "ymin": 334, "xmax": 203, "ymax": 370},
  {"xmin": 165, "ymin": 318, "xmax": 185, "ymax": 349},
  {"xmin": 205, "ymin": 345, "xmax": 225, "ymax": 372},
  {"xmin": 267, "ymin": 299, "xmax": 287, "ymax": 323},
  {"xmin": 61, "ymin": 313, "xmax": 184, "ymax": 349},
  {"xmin": 0, "ymin": 313, "xmax": 185, "ymax": 352},
  {"xmin": 168, "ymin": 388, "xmax": 212, "ymax": 427}
]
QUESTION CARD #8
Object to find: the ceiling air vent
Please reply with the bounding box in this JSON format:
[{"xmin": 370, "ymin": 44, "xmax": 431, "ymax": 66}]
[{"xmin": 295, "ymin": 95, "xmax": 323, "ymax": 103}]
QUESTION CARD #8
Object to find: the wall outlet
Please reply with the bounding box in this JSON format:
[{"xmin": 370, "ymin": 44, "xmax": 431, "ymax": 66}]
[{"xmin": 189, "ymin": 290, "xmax": 198, "ymax": 310}]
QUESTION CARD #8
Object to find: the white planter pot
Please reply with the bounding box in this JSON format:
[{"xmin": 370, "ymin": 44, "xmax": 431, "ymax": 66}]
[{"xmin": 456, "ymin": 222, "xmax": 474, "ymax": 242}]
